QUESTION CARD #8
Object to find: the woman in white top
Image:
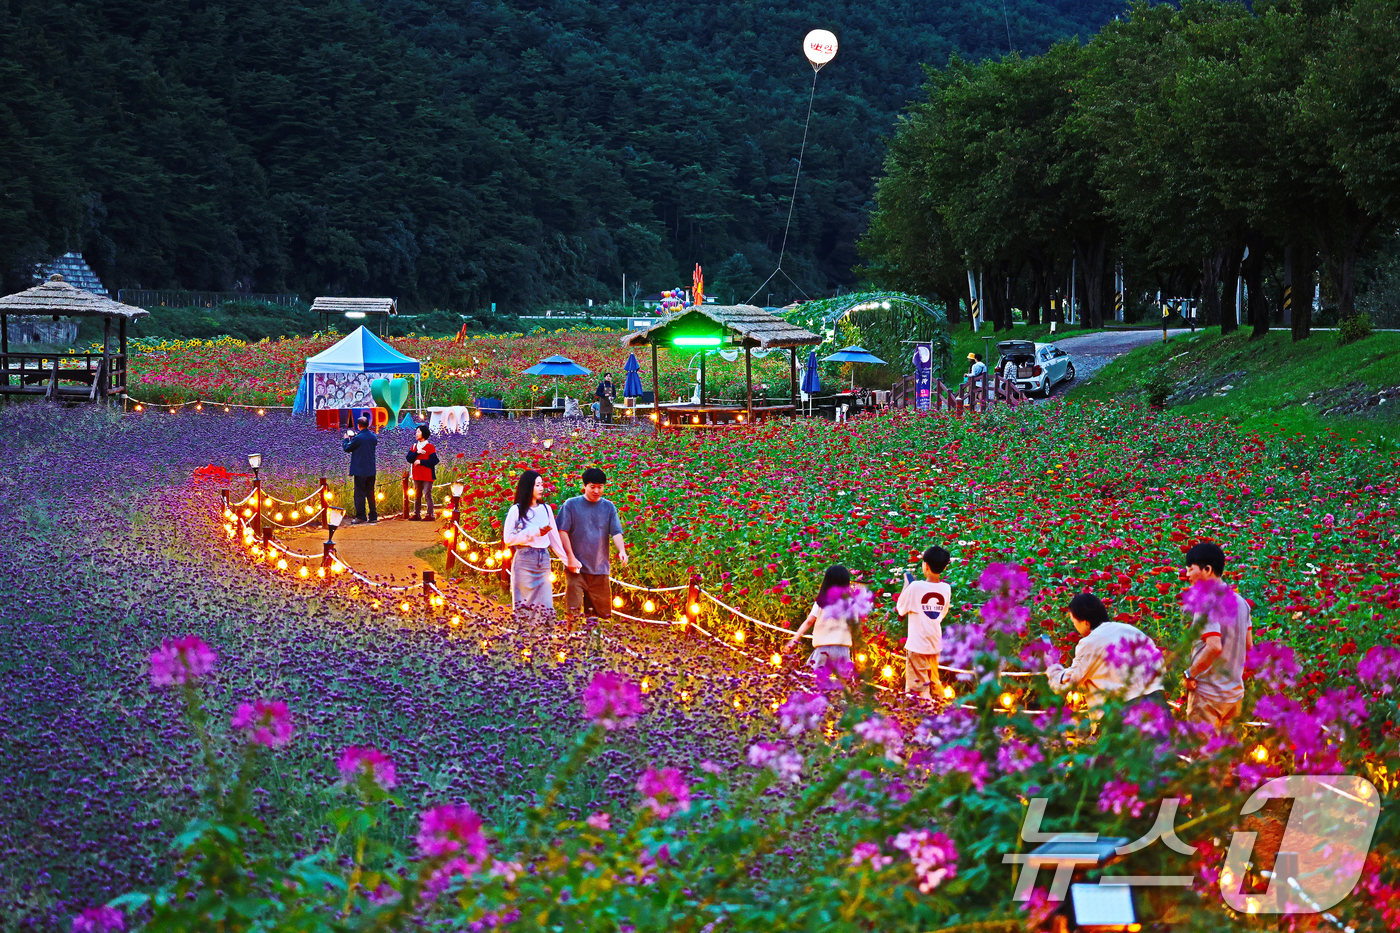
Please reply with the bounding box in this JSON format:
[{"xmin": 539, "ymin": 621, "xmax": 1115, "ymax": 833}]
[
  {"xmin": 1046, "ymin": 593, "xmax": 1165, "ymax": 718},
  {"xmin": 785, "ymin": 565, "xmax": 855, "ymax": 668},
  {"xmin": 503, "ymin": 470, "xmax": 567, "ymax": 610}
]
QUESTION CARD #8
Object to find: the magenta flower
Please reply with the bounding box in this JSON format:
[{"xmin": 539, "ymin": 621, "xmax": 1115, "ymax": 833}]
[
  {"xmin": 1097, "ymin": 780, "xmax": 1146, "ymax": 819},
  {"xmin": 635, "ymin": 767, "xmax": 690, "ymax": 819},
  {"xmin": 581, "ymin": 671, "xmax": 644, "ymax": 731},
  {"xmin": 814, "ymin": 656, "xmax": 857, "ymax": 693},
  {"xmin": 747, "ymin": 742, "xmax": 803, "ymax": 783},
  {"xmin": 1102, "ymin": 635, "xmax": 1164, "ymax": 677},
  {"xmin": 149, "ymin": 635, "xmax": 217, "ymax": 687},
  {"xmin": 996, "ymin": 740, "xmax": 1044, "ymax": 774},
  {"xmin": 1246, "ymin": 641, "xmax": 1300, "ymax": 689},
  {"xmin": 854, "ymin": 715, "xmax": 905, "ymax": 762},
  {"xmin": 1181, "ymin": 577, "xmax": 1236, "ymax": 627},
  {"xmin": 980, "ymin": 595, "xmax": 1030, "ymax": 636},
  {"xmin": 337, "ymin": 746, "xmax": 398, "ymax": 790},
  {"xmin": 977, "ymin": 562, "xmax": 1031, "ymax": 600},
  {"xmin": 1358, "ymin": 646, "xmax": 1400, "ymax": 693},
  {"xmin": 1018, "ymin": 637, "xmax": 1056, "ymax": 673},
  {"xmin": 926, "ymin": 744, "xmax": 990, "ymax": 790},
  {"xmin": 822, "ymin": 584, "xmax": 874, "ymax": 623},
  {"xmin": 416, "ymin": 803, "xmax": 489, "ymax": 862},
  {"xmin": 850, "ymin": 841, "xmax": 893, "ymax": 870},
  {"xmin": 777, "ymin": 691, "xmax": 827, "ymax": 736},
  {"xmin": 231, "ymin": 699, "xmax": 294, "ymax": 748},
  {"xmin": 890, "ymin": 828, "xmax": 958, "ymax": 892},
  {"xmin": 585, "ymin": 811, "xmax": 611, "ymax": 831},
  {"xmin": 70, "ymin": 906, "xmax": 124, "ymax": 933},
  {"xmin": 913, "ymin": 708, "xmax": 978, "ymax": 747}
]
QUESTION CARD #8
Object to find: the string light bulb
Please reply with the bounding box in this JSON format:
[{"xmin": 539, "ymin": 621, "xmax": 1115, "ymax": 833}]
[
  {"xmin": 689, "ymin": 602, "xmax": 700, "ymax": 615},
  {"xmin": 881, "ymin": 665, "xmax": 894, "ymax": 679},
  {"xmin": 644, "ymin": 599, "xmax": 656, "ymax": 613},
  {"xmin": 999, "ymin": 692, "xmax": 1016, "ymax": 710},
  {"xmin": 942, "ymin": 685, "xmax": 955, "ymax": 700},
  {"xmin": 276, "ymin": 558, "xmax": 287, "ymax": 570},
  {"xmin": 613, "ymin": 596, "xmax": 623, "ymax": 608},
  {"xmin": 1251, "ymin": 744, "xmax": 1269, "ymax": 763},
  {"xmin": 770, "ymin": 653, "xmax": 782, "ymax": 666},
  {"xmin": 733, "ymin": 630, "xmax": 745, "ymax": 643},
  {"xmin": 450, "ymin": 615, "xmax": 461, "ymax": 626}
]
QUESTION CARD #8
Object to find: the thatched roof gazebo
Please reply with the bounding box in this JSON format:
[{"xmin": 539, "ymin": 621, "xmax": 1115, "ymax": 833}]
[
  {"xmin": 622, "ymin": 304, "xmax": 822, "ymax": 426},
  {"xmin": 0, "ymin": 274, "xmax": 148, "ymax": 402},
  {"xmin": 311, "ymin": 297, "xmax": 397, "ymax": 336}
]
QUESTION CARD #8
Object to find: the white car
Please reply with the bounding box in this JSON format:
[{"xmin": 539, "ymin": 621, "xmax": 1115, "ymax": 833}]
[{"xmin": 996, "ymin": 340, "xmax": 1076, "ymax": 398}]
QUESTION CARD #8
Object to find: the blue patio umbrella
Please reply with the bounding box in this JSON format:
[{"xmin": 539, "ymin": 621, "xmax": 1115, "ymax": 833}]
[
  {"xmin": 822, "ymin": 345, "xmax": 887, "ymax": 390},
  {"xmin": 523, "ymin": 355, "xmax": 592, "ymax": 406},
  {"xmin": 800, "ymin": 350, "xmax": 821, "ymax": 394},
  {"xmin": 623, "ymin": 352, "xmax": 644, "ymax": 398},
  {"xmin": 523, "ymin": 355, "xmax": 592, "ymax": 378}
]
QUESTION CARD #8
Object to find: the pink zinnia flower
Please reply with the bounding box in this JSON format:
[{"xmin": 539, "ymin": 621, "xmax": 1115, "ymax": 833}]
[
  {"xmin": 581, "ymin": 671, "xmax": 644, "ymax": 730},
  {"xmin": 416, "ymin": 803, "xmax": 488, "ymax": 862},
  {"xmin": 891, "ymin": 828, "xmax": 958, "ymax": 892},
  {"xmin": 231, "ymin": 699, "xmax": 294, "ymax": 748},
  {"xmin": 149, "ymin": 635, "xmax": 217, "ymax": 687},
  {"xmin": 70, "ymin": 906, "xmax": 124, "ymax": 933},
  {"xmin": 777, "ymin": 691, "xmax": 827, "ymax": 736},
  {"xmin": 635, "ymin": 767, "xmax": 690, "ymax": 819},
  {"xmin": 337, "ymin": 746, "xmax": 397, "ymax": 790}
]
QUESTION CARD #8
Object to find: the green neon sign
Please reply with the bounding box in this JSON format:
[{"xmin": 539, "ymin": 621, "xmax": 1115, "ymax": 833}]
[{"xmin": 672, "ymin": 335, "xmax": 722, "ymax": 347}]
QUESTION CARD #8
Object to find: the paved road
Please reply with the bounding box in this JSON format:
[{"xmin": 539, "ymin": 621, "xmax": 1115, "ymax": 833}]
[{"xmin": 1038, "ymin": 328, "xmax": 1190, "ymax": 397}]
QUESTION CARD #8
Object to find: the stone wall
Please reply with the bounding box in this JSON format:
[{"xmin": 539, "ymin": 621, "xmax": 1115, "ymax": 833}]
[{"xmin": 8, "ymin": 317, "xmax": 80, "ymax": 345}]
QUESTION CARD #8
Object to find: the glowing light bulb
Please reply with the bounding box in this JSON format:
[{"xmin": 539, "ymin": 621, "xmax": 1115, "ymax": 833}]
[
  {"xmin": 770, "ymin": 653, "xmax": 782, "ymax": 666},
  {"xmin": 733, "ymin": 630, "xmax": 745, "ymax": 643},
  {"xmin": 681, "ymin": 690, "xmax": 690, "ymax": 702},
  {"xmin": 557, "ymin": 651, "xmax": 566, "ymax": 662},
  {"xmin": 332, "ymin": 562, "xmax": 345, "ymax": 574},
  {"xmin": 469, "ymin": 551, "xmax": 479, "ymax": 562},
  {"xmin": 549, "ymin": 572, "xmax": 557, "ymax": 583},
  {"xmin": 881, "ymin": 665, "xmax": 894, "ymax": 679},
  {"xmin": 257, "ymin": 408, "xmax": 265, "ymax": 415},
  {"xmin": 274, "ymin": 512, "xmax": 284, "ymax": 522},
  {"xmin": 450, "ymin": 615, "xmax": 461, "ymax": 626},
  {"xmin": 316, "ymin": 567, "xmax": 326, "ymax": 578},
  {"xmin": 942, "ymin": 685, "xmax": 955, "ymax": 700},
  {"xmin": 857, "ymin": 653, "xmax": 867, "ymax": 663},
  {"xmin": 999, "ymin": 692, "xmax": 1016, "ymax": 710},
  {"xmin": 376, "ymin": 492, "xmax": 384, "ymax": 501},
  {"xmin": 644, "ymin": 599, "xmax": 656, "ymax": 613},
  {"xmin": 689, "ymin": 602, "xmax": 700, "ymax": 615},
  {"xmin": 486, "ymin": 557, "xmax": 496, "ymax": 568},
  {"xmin": 400, "ymin": 601, "xmax": 411, "ymax": 613},
  {"xmin": 443, "ymin": 528, "xmax": 454, "ymax": 540},
  {"xmin": 276, "ymin": 558, "xmax": 287, "ymax": 570},
  {"xmin": 1251, "ymin": 744, "xmax": 1268, "ymax": 763},
  {"xmin": 298, "ymin": 566, "xmax": 309, "ymax": 578},
  {"xmin": 641, "ymin": 677, "xmax": 650, "ymax": 692},
  {"xmin": 612, "ymin": 596, "xmax": 623, "ymax": 608}
]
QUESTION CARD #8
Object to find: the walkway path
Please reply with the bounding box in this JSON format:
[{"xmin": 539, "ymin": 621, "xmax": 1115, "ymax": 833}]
[
  {"xmin": 1043, "ymin": 327, "xmax": 1189, "ymax": 396},
  {"xmin": 281, "ymin": 514, "xmax": 447, "ymax": 584}
]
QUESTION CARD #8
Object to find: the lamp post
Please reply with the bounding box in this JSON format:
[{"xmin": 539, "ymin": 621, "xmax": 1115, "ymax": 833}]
[
  {"xmin": 323, "ymin": 506, "xmax": 344, "ymax": 577},
  {"xmin": 445, "ymin": 481, "xmax": 465, "ymax": 573},
  {"xmin": 248, "ymin": 453, "xmax": 263, "ymax": 535}
]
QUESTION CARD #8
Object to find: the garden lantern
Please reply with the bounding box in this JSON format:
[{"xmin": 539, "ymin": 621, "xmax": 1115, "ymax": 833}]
[
  {"xmin": 325, "ymin": 507, "xmax": 345, "ymax": 545},
  {"xmin": 248, "ymin": 454, "xmax": 263, "ymax": 535},
  {"xmin": 247, "ymin": 453, "xmax": 262, "ymax": 473}
]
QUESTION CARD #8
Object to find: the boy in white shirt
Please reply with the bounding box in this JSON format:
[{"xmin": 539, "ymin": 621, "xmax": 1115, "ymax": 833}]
[{"xmin": 896, "ymin": 546, "xmax": 951, "ymax": 699}]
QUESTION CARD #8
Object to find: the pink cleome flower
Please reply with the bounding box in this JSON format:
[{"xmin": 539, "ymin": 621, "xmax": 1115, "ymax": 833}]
[
  {"xmin": 585, "ymin": 811, "xmax": 611, "ymax": 831},
  {"xmin": 1246, "ymin": 641, "xmax": 1300, "ymax": 689},
  {"xmin": 777, "ymin": 691, "xmax": 828, "ymax": 736},
  {"xmin": 231, "ymin": 699, "xmax": 294, "ymax": 748},
  {"xmin": 635, "ymin": 767, "xmax": 691, "ymax": 819},
  {"xmin": 996, "ymin": 740, "xmax": 1044, "ymax": 774},
  {"xmin": 977, "ymin": 562, "xmax": 1031, "ymax": 600},
  {"xmin": 853, "ymin": 714, "xmax": 905, "ymax": 762},
  {"xmin": 891, "ymin": 829, "xmax": 958, "ymax": 893},
  {"xmin": 149, "ymin": 635, "xmax": 217, "ymax": 687},
  {"xmin": 581, "ymin": 671, "xmax": 644, "ymax": 731},
  {"xmin": 1358, "ymin": 646, "xmax": 1400, "ymax": 694},
  {"xmin": 850, "ymin": 841, "xmax": 893, "ymax": 870},
  {"xmin": 416, "ymin": 803, "xmax": 489, "ymax": 862},
  {"xmin": 337, "ymin": 746, "xmax": 398, "ymax": 790},
  {"xmin": 1097, "ymin": 779, "xmax": 1146, "ymax": 819},
  {"xmin": 70, "ymin": 906, "xmax": 124, "ymax": 933}
]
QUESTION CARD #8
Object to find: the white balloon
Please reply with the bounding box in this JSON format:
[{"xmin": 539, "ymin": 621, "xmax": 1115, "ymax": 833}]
[{"xmin": 803, "ymin": 29, "xmax": 838, "ymax": 69}]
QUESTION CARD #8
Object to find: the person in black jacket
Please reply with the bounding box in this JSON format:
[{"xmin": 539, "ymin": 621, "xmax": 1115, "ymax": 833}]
[{"xmin": 342, "ymin": 415, "xmax": 379, "ymax": 524}]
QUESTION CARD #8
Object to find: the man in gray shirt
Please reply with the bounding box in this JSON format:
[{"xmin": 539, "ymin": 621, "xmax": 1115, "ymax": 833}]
[{"xmin": 558, "ymin": 466, "xmax": 628, "ymax": 624}]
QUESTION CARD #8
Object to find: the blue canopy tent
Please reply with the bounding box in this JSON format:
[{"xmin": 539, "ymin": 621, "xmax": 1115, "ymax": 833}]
[
  {"xmin": 623, "ymin": 353, "xmax": 644, "ymax": 398},
  {"xmin": 292, "ymin": 325, "xmax": 422, "ymax": 415}
]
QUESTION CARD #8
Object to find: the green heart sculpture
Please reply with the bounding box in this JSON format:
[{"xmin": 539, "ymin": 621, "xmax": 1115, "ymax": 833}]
[{"xmin": 370, "ymin": 377, "xmax": 410, "ymax": 427}]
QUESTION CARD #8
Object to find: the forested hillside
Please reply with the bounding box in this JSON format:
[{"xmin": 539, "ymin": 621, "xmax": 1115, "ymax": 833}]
[{"xmin": 0, "ymin": 0, "xmax": 1124, "ymax": 319}]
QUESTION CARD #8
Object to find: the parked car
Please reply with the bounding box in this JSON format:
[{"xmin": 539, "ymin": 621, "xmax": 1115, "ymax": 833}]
[{"xmin": 995, "ymin": 340, "xmax": 1076, "ymax": 397}]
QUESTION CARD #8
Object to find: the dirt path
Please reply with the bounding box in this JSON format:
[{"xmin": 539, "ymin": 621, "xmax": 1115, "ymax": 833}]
[{"xmin": 281, "ymin": 513, "xmax": 447, "ymax": 584}]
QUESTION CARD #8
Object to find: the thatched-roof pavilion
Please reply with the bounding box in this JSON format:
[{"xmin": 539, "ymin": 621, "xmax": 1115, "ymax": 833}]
[
  {"xmin": 622, "ymin": 304, "xmax": 822, "ymax": 424},
  {"xmin": 311, "ymin": 297, "xmax": 397, "ymax": 335},
  {"xmin": 0, "ymin": 274, "xmax": 148, "ymax": 402}
]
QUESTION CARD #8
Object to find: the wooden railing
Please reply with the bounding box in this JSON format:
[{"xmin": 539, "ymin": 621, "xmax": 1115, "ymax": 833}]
[
  {"xmin": 890, "ymin": 371, "xmax": 1027, "ymax": 414},
  {"xmin": 0, "ymin": 352, "xmax": 127, "ymax": 401}
]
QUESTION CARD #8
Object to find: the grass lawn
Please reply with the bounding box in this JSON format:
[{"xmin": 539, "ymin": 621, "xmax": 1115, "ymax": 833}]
[{"xmin": 1075, "ymin": 326, "xmax": 1400, "ymax": 450}]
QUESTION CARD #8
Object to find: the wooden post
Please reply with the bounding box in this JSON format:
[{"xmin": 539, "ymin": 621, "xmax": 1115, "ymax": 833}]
[
  {"xmin": 1, "ymin": 314, "xmax": 8, "ymax": 389},
  {"xmin": 423, "ymin": 570, "xmax": 435, "ymax": 606},
  {"xmin": 318, "ymin": 477, "xmax": 328, "ymax": 528},
  {"xmin": 445, "ymin": 493, "xmax": 461, "ymax": 572},
  {"xmin": 401, "ymin": 471, "xmax": 411, "ymax": 518},
  {"xmin": 650, "ymin": 342, "xmax": 660, "ymax": 426},
  {"xmin": 699, "ymin": 351, "xmax": 706, "ymax": 407},
  {"xmin": 252, "ymin": 475, "xmax": 263, "ymax": 536},
  {"xmin": 789, "ymin": 348, "xmax": 797, "ymax": 417},
  {"xmin": 322, "ymin": 542, "xmax": 335, "ymax": 577},
  {"xmin": 744, "ymin": 345, "xmax": 752, "ymax": 423}
]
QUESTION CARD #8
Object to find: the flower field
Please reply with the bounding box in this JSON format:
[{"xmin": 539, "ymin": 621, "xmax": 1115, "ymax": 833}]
[
  {"xmin": 124, "ymin": 330, "xmax": 796, "ymax": 410},
  {"xmin": 5, "ymin": 398, "xmax": 1400, "ymax": 931}
]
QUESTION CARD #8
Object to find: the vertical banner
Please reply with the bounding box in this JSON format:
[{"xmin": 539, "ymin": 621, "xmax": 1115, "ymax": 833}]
[
  {"xmin": 914, "ymin": 345, "xmax": 932, "ymax": 411},
  {"xmin": 967, "ymin": 270, "xmax": 982, "ymax": 332}
]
